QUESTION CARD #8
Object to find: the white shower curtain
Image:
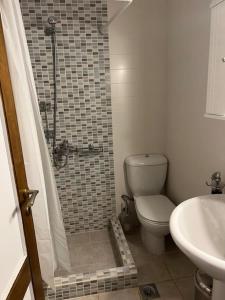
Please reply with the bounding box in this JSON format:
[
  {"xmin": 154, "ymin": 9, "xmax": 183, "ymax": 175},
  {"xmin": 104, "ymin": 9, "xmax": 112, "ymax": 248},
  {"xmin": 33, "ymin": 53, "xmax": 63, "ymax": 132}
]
[{"xmin": 0, "ymin": 0, "xmax": 71, "ymax": 287}]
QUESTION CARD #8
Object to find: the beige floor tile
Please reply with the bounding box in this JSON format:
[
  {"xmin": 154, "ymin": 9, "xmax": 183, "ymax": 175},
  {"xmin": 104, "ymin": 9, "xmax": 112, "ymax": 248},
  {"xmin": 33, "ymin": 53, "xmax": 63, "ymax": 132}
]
[
  {"xmin": 127, "ymin": 234, "xmax": 154, "ymax": 266},
  {"xmin": 130, "ymin": 244, "xmax": 152, "ymax": 265},
  {"xmin": 69, "ymin": 235, "xmax": 117, "ymax": 273},
  {"xmin": 68, "ymin": 232, "xmax": 91, "ymax": 248},
  {"xmin": 93, "ymin": 263, "xmax": 118, "ymax": 271},
  {"xmin": 137, "ymin": 258, "xmax": 171, "ymax": 285},
  {"xmin": 164, "ymin": 251, "xmax": 196, "ymax": 279},
  {"xmin": 175, "ymin": 277, "xmax": 195, "ymax": 300},
  {"xmin": 127, "ymin": 230, "xmax": 148, "ymax": 255},
  {"xmin": 89, "ymin": 229, "xmax": 111, "ymax": 243},
  {"xmin": 127, "ymin": 232, "xmax": 177, "ymax": 266},
  {"xmin": 74, "ymin": 295, "xmax": 99, "ymax": 300},
  {"xmin": 127, "ymin": 230, "xmax": 178, "ymax": 255},
  {"xmin": 99, "ymin": 288, "xmax": 140, "ymax": 300},
  {"xmin": 91, "ymin": 242, "xmax": 117, "ymax": 266},
  {"xmin": 156, "ymin": 281, "xmax": 182, "ymax": 300},
  {"xmin": 70, "ymin": 245, "xmax": 93, "ymax": 266},
  {"xmin": 71, "ymin": 264, "xmax": 93, "ymax": 274}
]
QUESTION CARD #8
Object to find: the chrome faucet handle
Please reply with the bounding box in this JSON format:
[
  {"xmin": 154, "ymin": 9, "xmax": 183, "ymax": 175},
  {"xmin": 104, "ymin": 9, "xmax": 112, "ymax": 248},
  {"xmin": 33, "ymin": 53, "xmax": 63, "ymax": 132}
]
[
  {"xmin": 206, "ymin": 171, "xmax": 222, "ymax": 186},
  {"xmin": 206, "ymin": 171, "xmax": 225, "ymax": 193},
  {"xmin": 206, "ymin": 180, "xmax": 225, "ymax": 188},
  {"xmin": 211, "ymin": 171, "xmax": 221, "ymax": 183}
]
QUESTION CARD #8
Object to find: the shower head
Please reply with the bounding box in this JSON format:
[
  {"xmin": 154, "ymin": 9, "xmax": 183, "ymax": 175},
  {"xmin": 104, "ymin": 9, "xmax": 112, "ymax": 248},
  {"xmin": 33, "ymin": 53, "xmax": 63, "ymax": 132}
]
[
  {"xmin": 48, "ymin": 16, "xmax": 60, "ymax": 26},
  {"xmin": 45, "ymin": 16, "xmax": 60, "ymax": 35}
]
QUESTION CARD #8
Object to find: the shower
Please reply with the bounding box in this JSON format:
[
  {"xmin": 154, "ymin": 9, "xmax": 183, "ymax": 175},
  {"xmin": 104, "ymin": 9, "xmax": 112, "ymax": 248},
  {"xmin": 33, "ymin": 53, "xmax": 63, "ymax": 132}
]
[
  {"xmin": 19, "ymin": 0, "xmax": 139, "ymax": 298},
  {"xmin": 44, "ymin": 14, "xmax": 115, "ymax": 169},
  {"xmin": 44, "ymin": 1, "xmax": 134, "ymax": 168},
  {"xmin": 45, "ymin": 16, "xmax": 70, "ymax": 169},
  {"xmin": 47, "ymin": 16, "xmax": 59, "ymax": 26}
]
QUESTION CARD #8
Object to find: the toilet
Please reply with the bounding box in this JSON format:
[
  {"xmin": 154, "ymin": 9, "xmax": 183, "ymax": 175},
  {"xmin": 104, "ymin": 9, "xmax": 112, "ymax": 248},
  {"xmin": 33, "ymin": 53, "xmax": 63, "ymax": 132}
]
[{"xmin": 125, "ymin": 154, "xmax": 175, "ymax": 255}]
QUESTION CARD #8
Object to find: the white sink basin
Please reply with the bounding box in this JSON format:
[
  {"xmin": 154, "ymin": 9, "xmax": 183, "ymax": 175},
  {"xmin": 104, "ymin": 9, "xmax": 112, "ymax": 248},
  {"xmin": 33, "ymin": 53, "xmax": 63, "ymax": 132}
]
[{"xmin": 170, "ymin": 194, "xmax": 225, "ymax": 300}]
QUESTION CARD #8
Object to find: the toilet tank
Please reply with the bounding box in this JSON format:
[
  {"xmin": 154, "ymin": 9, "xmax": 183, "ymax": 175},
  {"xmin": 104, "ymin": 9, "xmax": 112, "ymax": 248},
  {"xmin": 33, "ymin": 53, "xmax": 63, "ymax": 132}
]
[{"xmin": 125, "ymin": 154, "xmax": 168, "ymax": 196}]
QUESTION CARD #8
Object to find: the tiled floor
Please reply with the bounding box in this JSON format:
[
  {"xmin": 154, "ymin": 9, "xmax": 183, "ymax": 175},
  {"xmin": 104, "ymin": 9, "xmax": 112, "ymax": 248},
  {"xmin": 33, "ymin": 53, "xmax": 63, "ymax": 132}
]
[
  {"xmin": 70, "ymin": 281, "xmax": 193, "ymax": 300},
  {"xmin": 126, "ymin": 228, "xmax": 196, "ymax": 300},
  {"xmin": 72, "ymin": 288, "xmax": 141, "ymax": 300},
  {"xmin": 55, "ymin": 229, "xmax": 119, "ymax": 276},
  {"xmin": 57, "ymin": 228, "xmax": 197, "ymax": 299}
]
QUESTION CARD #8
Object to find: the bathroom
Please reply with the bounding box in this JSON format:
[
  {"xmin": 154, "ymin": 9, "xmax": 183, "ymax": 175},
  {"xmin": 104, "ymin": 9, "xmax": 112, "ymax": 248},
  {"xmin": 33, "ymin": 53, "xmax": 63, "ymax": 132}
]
[{"xmin": 1, "ymin": 0, "xmax": 225, "ymax": 299}]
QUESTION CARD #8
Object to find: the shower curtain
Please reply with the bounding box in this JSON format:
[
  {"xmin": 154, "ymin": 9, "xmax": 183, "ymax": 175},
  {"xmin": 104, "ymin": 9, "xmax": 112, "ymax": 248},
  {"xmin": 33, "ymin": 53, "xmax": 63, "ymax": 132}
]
[{"xmin": 0, "ymin": 0, "xmax": 71, "ymax": 287}]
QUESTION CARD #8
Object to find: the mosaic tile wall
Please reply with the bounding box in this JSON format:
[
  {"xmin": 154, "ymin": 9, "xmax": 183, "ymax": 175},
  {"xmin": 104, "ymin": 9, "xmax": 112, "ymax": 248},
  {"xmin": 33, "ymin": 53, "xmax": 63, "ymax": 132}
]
[{"xmin": 20, "ymin": 0, "xmax": 116, "ymax": 234}]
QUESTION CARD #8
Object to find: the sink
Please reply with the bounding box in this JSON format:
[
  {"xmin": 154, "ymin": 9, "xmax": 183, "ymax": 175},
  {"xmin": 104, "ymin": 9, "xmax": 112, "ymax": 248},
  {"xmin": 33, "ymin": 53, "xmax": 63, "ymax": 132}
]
[{"xmin": 170, "ymin": 194, "xmax": 225, "ymax": 300}]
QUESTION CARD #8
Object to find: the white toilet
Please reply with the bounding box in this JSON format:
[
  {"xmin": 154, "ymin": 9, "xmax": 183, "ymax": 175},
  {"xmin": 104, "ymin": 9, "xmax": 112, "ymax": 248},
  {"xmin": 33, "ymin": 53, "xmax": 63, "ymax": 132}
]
[{"xmin": 125, "ymin": 154, "xmax": 175, "ymax": 255}]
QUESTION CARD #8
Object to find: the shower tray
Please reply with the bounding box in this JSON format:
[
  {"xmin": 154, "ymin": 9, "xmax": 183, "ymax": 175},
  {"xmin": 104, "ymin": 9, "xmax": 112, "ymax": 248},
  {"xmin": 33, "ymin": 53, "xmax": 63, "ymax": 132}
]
[{"xmin": 44, "ymin": 218, "xmax": 138, "ymax": 299}]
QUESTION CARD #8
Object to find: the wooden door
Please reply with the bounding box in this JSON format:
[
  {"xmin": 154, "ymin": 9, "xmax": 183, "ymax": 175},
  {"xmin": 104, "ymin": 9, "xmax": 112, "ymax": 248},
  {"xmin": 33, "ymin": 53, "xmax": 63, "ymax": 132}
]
[{"xmin": 0, "ymin": 16, "xmax": 45, "ymax": 300}]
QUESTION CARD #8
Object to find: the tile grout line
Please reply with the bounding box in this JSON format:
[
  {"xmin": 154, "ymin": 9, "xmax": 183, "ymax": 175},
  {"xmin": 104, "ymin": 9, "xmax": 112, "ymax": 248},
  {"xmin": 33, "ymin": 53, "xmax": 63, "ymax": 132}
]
[
  {"xmin": 172, "ymin": 278, "xmax": 184, "ymax": 299},
  {"xmin": 163, "ymin": 262, "xmax": 184, "ymax": 298}
]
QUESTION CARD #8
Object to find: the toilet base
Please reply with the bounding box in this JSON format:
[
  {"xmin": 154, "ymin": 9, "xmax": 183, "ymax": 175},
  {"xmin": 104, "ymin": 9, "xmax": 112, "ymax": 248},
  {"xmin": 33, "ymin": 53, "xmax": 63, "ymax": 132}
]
[{"xmin": 141, "ymin": 227, "xmax": 165, "ymax": 255}]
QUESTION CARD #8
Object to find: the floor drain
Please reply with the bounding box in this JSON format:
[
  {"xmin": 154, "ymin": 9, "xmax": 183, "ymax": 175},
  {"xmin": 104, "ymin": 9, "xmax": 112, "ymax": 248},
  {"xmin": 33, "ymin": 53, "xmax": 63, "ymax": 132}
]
[{"xmin": 139, "ymin": 284, "xmax": 160, "ymax": 299}]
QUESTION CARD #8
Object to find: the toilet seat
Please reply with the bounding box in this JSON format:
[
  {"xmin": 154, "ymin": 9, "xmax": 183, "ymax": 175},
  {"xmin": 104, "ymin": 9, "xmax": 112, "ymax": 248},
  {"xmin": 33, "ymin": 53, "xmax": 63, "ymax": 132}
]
[{"xmin": 134, "ymin": 195, "xmax": 175, "ymax": 224}]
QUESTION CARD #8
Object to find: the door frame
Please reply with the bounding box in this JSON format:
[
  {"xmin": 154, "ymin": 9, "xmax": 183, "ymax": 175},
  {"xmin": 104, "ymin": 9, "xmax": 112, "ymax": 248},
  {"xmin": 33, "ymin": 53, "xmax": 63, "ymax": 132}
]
[{"xmin": 0, "ymin": 15, "xmax": 45, "ymax": 300}]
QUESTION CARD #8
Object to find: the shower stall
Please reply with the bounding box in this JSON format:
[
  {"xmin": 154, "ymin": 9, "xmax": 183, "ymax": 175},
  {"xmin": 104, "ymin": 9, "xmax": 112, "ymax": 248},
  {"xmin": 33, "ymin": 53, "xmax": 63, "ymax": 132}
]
[{"xmin": 19, "ymin": 0, "xmax": 137, "ymax": 298}]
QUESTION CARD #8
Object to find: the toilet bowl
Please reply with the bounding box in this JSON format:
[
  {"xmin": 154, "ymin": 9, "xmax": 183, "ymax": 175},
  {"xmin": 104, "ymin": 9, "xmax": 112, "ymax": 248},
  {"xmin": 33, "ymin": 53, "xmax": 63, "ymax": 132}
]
[
  {"xmin": 125, "ymin": 154, "xmax": 175, "ymax": 255},
  {"xmin": 135, "ymin": 195, "xmax": 175, "ymax": 254}
]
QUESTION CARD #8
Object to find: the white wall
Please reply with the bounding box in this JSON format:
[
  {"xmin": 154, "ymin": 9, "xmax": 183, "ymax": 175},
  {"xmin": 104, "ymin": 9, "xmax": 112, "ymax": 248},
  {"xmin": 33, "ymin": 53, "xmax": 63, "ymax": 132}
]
[
  {"xmin": 108, "ymin": 0, "xmax": 168, "ymax": 212},
  {"xmin": 166, "ymin": 0, "xmax": 225, "ymax": 204},
  {"xmin": 109, "ymin": 0, "xmax": 225, "ymax": 207}
]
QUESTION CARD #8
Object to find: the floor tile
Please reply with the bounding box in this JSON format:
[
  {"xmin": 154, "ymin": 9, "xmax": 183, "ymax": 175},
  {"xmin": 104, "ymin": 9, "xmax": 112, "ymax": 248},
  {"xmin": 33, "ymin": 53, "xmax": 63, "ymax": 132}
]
[
  {"xmin": 156, "ymin": 280, "xmax": 182, "ymax": 300},
  {"xmin": 137, "ymin": 257, "xmax": 171, "ymax": 285},
  {"xmin": 164, "ymin": 251, "xmax": 196, "ymax": 279},
  {"xmin": 74, "ymin": 295, "xmax": 99, "ymax": 300},
  {"xmin": 89, "ymin": 229, "xmax": 111, "ymax": 243},
  {"xmin": 68, "ymin": 230, "xmax": 118, "ymax": 274},
  {"xmin": 71, "ymin": 264, "xmax": 93, "ymax": 274},
  {"xmin": 175, "ymin": 277, "xmax": 195, "ymax": 300},
  {"xmin": 70, "ymin": 245, "xmax": 94, "ymax": 266},
  {"xmin": 130, "ymin": 244, "xmax": 152, "ymax": 265},
  {"xmin": 99, "ymin": 288, "xmax": 140, "ymax": 300},
  {"xmin": 127, "ymin": 232, "xmax": 154, "ymax": 266},
  {"xmin": 68, "ymin": 232, "xmax": 91, "ymax": 248},
  {"xmin": 92, "ymin": 242, "xmax": 117, "ymax": 266},
  {"xmin": 93, "ymin": 263, "xmax": 117, "ymax": 271}
]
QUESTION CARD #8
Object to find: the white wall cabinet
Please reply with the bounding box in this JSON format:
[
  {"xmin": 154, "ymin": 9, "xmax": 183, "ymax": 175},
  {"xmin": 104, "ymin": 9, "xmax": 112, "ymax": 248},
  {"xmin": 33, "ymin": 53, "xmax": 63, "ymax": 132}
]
[{"xmin": 206, "ymin": 0, "xmax": 225, "ymax": 119}]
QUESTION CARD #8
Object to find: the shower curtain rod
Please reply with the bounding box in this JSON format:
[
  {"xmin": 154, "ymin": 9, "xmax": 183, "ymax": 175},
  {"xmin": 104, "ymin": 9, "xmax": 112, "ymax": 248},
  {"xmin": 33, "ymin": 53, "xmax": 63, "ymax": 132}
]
[{"xmin": 99, "ymin": 0, "xmax": 133, "ymax": 34}]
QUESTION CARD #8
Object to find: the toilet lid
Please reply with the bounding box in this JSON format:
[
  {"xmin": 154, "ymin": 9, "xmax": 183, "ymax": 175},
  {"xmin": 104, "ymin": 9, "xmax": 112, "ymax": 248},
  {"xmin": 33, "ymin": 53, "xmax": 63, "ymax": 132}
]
[{"xmin": 134, "ymin": 195, "xmax": 175, "ymax": 223}]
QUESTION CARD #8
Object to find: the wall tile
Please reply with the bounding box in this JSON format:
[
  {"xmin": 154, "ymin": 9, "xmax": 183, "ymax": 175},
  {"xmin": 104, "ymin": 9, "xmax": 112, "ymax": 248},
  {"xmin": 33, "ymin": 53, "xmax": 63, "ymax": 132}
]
[
  {"xmin": 108, "ymin": 0, "xmax": 167, "ymax": 212},
  {"xmin": 20, "ymin": 0, "xmax": 116, "ymax": 234},
  {"xmin": 110, "ymin": 69, "xmax": 140, "ymax": 84},
  {"xmin": 110, "ymin": 54, "xmax": 140, "ymax": 70}
]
